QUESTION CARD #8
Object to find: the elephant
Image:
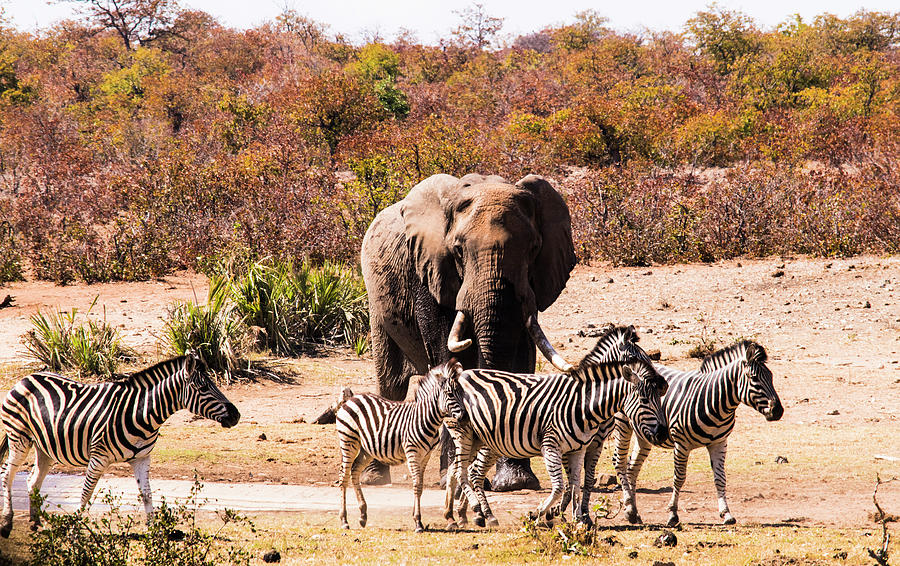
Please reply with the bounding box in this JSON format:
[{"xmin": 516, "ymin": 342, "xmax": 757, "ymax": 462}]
[{"xmin": 360, "ymin": 172, "xmax": 577, "ymax": 491}]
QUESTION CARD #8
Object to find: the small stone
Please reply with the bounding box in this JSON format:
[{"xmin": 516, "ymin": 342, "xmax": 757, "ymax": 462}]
[
  {"xmin": 864, "ymin": 301, "xmax": 871, "ymax": 308},
  {"xmin": 772, "ymin": 270, "xmax": 785, "ymax": 278},
  {"xmin": 627, "ymin": 550, "xmax": 638, "ymax": 559},
  {"xmin": 607, "ymin": 277, "xmax": 614, "ymax": 284},
  {"xmin": 775, "ymin": 455, "xmax": 789, "ymax": 464},
  {"xmin": 262, "ymin": 549, "xmax": 281, "ymax": 563},
  {"xmin": 827, "ymin": 410, "xmax": 840, "ymax": 416},
  {"xmin": 258, "ymin": 433, "xmax": 267, "ymax": 441},
  {"xmin": 736, "ymin": 262, "xmax": 742, "ymax": 267},
  {"xmin": 590, "ymin": 275, "xmax": 597, "ymax": 282},
  {"xmin": 596, "ymin": 474, "xmax": 617, "ymax": 486},
  {"xmin": 652, "ymin": 562, "xmax": 675, "ymax": 566},
  {"xmin": 647, "ymin": 349, "xmax": 662, "ymax": 361},
  {"xmin": 654, "ymin": 531, "xmax": 677, "ymax": 547}
]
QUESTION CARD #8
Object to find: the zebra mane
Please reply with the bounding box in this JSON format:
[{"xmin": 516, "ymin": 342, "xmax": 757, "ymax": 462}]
[
  {"xmin": 413, "ymin": 359, "xmax": 461, "ymax": 401},
  {"xmin": 700, "ymin": 340, "xmax": 767, "ymax": 372},
  {"xmin": 118, "ymin": 355, "xmax": 188, "ymax": 384},
  {"xmin": 577, "ymin": 324, "xmax": 639, "ymax": 368}
]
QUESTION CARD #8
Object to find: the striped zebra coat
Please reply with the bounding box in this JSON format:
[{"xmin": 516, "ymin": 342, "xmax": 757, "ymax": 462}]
[
  {"xmin": 0, "ymin": 353, "xmax": 239, "ymax": 537},
  {"xmin": 615, "ymin": 341, "xmax": 783, "ymax": 526},
  {"xmin": 442, "ymin": 351, "xmax": 669, "ymax": 528},
  {"xmin": 335, "ymin": 360, "xmax": 462, "ymax": 533}
]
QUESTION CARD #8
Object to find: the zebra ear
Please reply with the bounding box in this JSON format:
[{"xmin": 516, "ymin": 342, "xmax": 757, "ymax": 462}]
[{"xmin": 626, "ymin": 325, "xmax": 639, "ymax": 342}]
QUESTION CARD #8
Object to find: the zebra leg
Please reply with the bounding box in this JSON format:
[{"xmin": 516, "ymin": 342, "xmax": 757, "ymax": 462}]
[
  {"xmin": 534, "ymin": 434, "xmax": 565, "ymax": 519},
  {"xmin": 405, "ymin": 447, "xmax": 431, "ymax": 533},
  {"xmin": 447, "ymin": 427, "xmax": 481, "ymax": 526},
  {"xmin": 469, "ymin": 447, "xmax": 499, "ymax": 528},
  {"xmin": 667, "ymin": 444, "xmax": 691, "ymax": 527},
  {"xmin": 81, "ymin": 456, "xmax": 110, "ymax": 510},
  {"xmin": 578, "ymin": 434, "xmax": 604, "ymax": 524},
  {"xmin": 442, "ymin": 422, "xmax": 465, "ymax": 529},
  {"xmin": 1, "ymin": 436, "xmax": 32, "ymax": 538},
  {"xmin": 564, "ymin": 449, "xmax": 586, "ymax": 524},
  {"xmin": 351, "ymin": 453, "xmax": 373, "ymax": 527},
  {"xmin": 27, "ymin": 449, "xmax": 54, "ymax": 529},
  {"xmin": 129, "ymin": 456, "xmax": 154, "ymax": 522},
  {"xmin": 707, "ymin": 442, "xmax": 734, "ymax": 524},
  {"xmin": 339, "ymin": 439, "xmax": 361, "ymax": 529},
  {"xmin": 614, "ymin": 420, "xmax": 642, "ymax": 524}
]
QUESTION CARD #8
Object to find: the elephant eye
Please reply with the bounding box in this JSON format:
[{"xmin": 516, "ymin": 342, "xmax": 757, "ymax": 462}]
[{"xmin": 452, "ymin": 244, "xmax": 464, "ymax": 259}]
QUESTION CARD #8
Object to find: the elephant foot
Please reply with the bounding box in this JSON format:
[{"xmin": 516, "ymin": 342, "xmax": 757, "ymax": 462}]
[
  {"xmin": 666, "ymin": 513, "xmax": 680, "ymax": 528},
  {"xmin": 490, "ymin": 457, "xmax": 540, "ymax": 492},
  {"xmin": 361, "ymin": 461, "xmax": 391, "ymax": 486}
]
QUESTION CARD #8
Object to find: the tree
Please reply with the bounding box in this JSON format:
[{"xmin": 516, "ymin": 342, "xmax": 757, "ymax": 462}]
[
  {"xmin": 686, "ymin": 5, "xmax": 761, "ymax": 74},
  {"xmin": 452, "ymin": 3, "xmax": 503, "ymax": 50},
  {"xmin": 59, "ymin": 0, "xmax": 182, "ymax": 50}
]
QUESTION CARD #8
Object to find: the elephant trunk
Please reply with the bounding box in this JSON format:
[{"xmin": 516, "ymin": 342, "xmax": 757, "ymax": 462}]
[{"xmin": 526, "ymin": 315, "xmax": 573, "ymax": 372}]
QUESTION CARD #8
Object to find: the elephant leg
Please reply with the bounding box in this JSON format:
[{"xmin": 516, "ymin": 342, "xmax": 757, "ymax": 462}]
[
  {"xmin": 491, "ymin": 457, "xmax": 540, "ymax": 492},
  {"xmin": 362, "ymin": 322, "xmax": 412, "ymax": 486}
]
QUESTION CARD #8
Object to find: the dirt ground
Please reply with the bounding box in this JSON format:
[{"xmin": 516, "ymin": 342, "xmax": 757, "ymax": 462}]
[{"xmin": 0, "ymin": 255, "xmax": 898, "ymax": 531}]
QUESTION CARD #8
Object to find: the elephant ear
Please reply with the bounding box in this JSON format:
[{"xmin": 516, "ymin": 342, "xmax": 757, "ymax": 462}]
[
  {"xmin": 516, "ymin": 175, "xmax": 577, "ymax": 311},
  {"xmin": 400, "ymin": 174, "xmax": 460, "ymax": 307}
]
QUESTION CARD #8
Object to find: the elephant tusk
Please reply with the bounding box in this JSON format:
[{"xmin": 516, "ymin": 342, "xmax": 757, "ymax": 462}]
[
  {"xmin": 526, "ymin": 315, "xmax": 574, "ymax": 373},
  {"xmin": 447, "ymin": 311, "xmax": 472, "ymax": 353}
]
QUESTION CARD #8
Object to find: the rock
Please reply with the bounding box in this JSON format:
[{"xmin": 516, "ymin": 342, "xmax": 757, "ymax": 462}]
[
  {"xmin": 827, "ymin": 410, "xmax": 840, "ymax": 416},
  {"xmin": 653, "ymin": 531, "xmax": 677, "ymax": 547},
  {"xmin": 596, "ymin": 474, "xmax": 617, "ymax": 487},
  {"xmin": 258, "ymin": 433, "xmax": 267, "ymax": 441},
  {"xmin": 262, "ymin": 549, "xmax": 281, "ymax": 563},
  {"xmin": 652, "ymin": 561, "xmax": 675, "ymax": 566},
  {"xmin": 647, "ymin": 349, "xmax": 662, "ymax": 361},
  {"xmin": 627, "ymin": 550, "xmax": 638, "ymax": 559},
  {"xmin": 607, "ymin": 277, "xmax": 614, "ymax": 284},
  {"xmin": 864, "ymin": 301, "xmax": 871, "ymax": 308},
  {"xmin": 772, "ymin": 270, "xmax": 785, "ymax": 278},
  {"xmin": 775, "ymin": 455, "xmax": 789, "ymax": 464}
]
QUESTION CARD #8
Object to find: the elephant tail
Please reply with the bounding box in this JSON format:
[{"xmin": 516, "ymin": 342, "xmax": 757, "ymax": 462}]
[{"xmin": 312, "ymin": 387, "xmax": 354, "ymax": 425}]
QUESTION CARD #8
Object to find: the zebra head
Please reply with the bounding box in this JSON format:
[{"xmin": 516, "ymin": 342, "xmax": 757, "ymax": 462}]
[
  {"xmin": 578, "ymin": 324, "xmax": 652, "ymax": 368},
  {"xmin": 180, "ymin": 352, "xmax": 241, "ymax": 428},
  {"xmin": 736, "ymin": 342, "xmax": 783, "ymax": 421},
  {"xmin": 621, "ymin": 360, "xmax": 669, "ymax": 445},
  {"xmin": 436, "ymin": 360, "xmax": 467, "ymax": 422}
]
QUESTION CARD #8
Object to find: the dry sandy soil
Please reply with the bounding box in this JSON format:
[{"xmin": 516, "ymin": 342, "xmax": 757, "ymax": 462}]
[{"xmin": 0, "ymin": 256, "xmax": 898, "ymax": 531}]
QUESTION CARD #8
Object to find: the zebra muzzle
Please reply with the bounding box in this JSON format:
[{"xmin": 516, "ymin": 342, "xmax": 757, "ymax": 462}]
[
  {"xmin": 763, "ymin": 400, "xmax": 783, "ymax": 421},
  {"xmin": 218, "ymin": 403, "xmax": 241, "ymax": 428}
]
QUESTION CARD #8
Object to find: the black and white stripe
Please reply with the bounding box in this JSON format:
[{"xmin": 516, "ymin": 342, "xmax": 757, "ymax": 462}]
[
  {"xmin": 616, "ymin": 340, "xmax": 783, "ymax": 526},
  {"xmin": 0, "ymin": 353, "xmax": 240, "ymax": 537},
  {"xmin": 442, "ymin": 342, "xmax": 669, "ymax": 528},
  {"xmin": 335, "ymin": 360, "xmax": 462, "ymax": 532}
]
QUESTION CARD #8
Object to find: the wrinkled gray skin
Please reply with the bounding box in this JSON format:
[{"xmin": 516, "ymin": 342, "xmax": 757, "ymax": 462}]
[{"xmin": 361, "ymin": 173, "xmax": 576, "ymax": 491}]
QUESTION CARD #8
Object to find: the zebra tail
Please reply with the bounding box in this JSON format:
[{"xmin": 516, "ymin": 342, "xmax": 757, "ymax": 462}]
[
  {"xmin": 0, "ymin": 431, "xmax": 7, "ymax": 466},
  {"xmin": 312, "ymin": 387, "xmax": 354, "ymax": 425}
]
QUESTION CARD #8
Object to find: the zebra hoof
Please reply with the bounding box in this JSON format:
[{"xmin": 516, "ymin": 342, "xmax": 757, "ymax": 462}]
[
  {"xmin": 577, "ymin": 514, "xmax": 594, "ymax": 528},
  {"xmin": 341, "ymin": 523, "xmax": 350, "ymax": 530},
  {"xmin": 666, "ymin": 514, "xmax": 680, "ymax": 528},
  {"xmin": 723, "ymin": 515, "xmax": 736, "ymax": 525},
  {"xmin": 359, "ymin": 517, "xmax": 367, "ymax": 528},
  {"xmin": 415, "ymin": 524, "xmax": 425, "ymax": 534},
  {"xmin": 0, "ymin": 523, "xmax": 10, "ymax": 539},
  {"xmin": 474, "ymin": 515, "xmax": 485, "ymax": 528},
  {"xmin": 486, "ymin": 516, "xmax": 499, "ymax": 528},
  {"xmin": 446, "ymin": 521, "xmax": 458, "ymax": 531},
  {"xmin": 626, "ymin": 510, "xmax": 643, "ymax": 525}
]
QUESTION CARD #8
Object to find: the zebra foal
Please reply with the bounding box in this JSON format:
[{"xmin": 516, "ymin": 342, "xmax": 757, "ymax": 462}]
[
  {"xmin": 615, "ymin": 340, "xmax": 783, "ymax": 526},
  {"xmin": 443, "ymin": 344, "xmax": 669, "ymax": 528},
  {"xmin": 0, "ymin": 352, "xmax": 240, "ymax": 537},
  {"xmin": 335, "ymin": 360, "xmax": 462, "ymax": 533}
]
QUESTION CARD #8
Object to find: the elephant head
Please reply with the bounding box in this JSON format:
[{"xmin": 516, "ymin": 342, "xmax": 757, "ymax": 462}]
[{"xmin": 400, "ymin": 173, "xmax": 576, "ymax": 372}]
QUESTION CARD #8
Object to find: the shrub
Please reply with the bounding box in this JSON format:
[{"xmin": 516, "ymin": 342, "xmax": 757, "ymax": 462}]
[
  {"xmin": 228, "ymin": 258, "xmax": 368, "ymax": 355},
  {"xmin": 163, "ymin": 276, "xmax": 247, "ymax": 382},
  {"xmin": 29, "ymin": 479, "xmax": 253, "ymax": 566},
  {"xmin": 23, "ymin": 299, "xmax": 135, "ymax": 379},
  {"xmin": 0, "ymin": 222, "xmax": 24, "ymax": 284}
]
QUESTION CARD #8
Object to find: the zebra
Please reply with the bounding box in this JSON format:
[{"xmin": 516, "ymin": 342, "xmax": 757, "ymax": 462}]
[
  {"xmin": 442, "ymin": 345, "xmax": 669, "ymax": 528},
  {"xmin": 0, "ymin": 352, "xmax": 240, "ymax": 537},
  {"xmin": 614, "ymin": 340, "xmax": 783, "ymax": 527},
  {"xmin": 335, "ymin": 360, "xmax": 463, "ymax": 533}
]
